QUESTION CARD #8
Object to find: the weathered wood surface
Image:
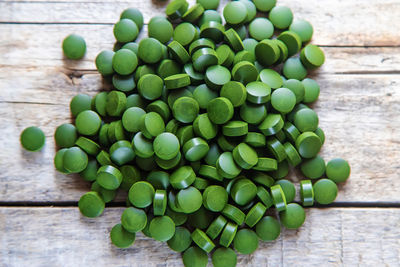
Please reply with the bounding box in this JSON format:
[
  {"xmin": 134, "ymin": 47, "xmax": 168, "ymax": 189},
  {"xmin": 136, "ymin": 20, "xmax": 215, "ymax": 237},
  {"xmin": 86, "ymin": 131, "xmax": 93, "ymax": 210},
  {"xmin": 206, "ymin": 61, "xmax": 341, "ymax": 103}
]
[
  {"xmin": 2, "ymin": 24, "xmax": 400, "ymax": 73},
  {"xmin": 0, "ymin": 207, "xmax": 399, "ymax": 266},
  {"xmin": 1, "ymin": 0, "xmax": 400, "ymax": 46},
  {"xmin": 1, "ymin": 73, "xmax": 400, "ymax": 203}
]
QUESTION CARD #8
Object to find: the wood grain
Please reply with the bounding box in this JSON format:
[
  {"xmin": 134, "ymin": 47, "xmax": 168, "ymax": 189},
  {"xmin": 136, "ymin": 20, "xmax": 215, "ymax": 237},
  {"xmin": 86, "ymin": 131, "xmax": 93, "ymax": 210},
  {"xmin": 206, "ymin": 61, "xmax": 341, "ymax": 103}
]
[
  {"xmin": 0, "ymin": 207, "xmax": 399, "ymax": 266},
  {"xmin": 1, "ymin": 73, "xmax": 399, "ymax": 203},
  {"xmin": 1, "ymin": 23, "xmax": 400, "ymax": 73},
  {"xmin": 1, "ymin": 0, "xmax": 400, "ymax": 46}
]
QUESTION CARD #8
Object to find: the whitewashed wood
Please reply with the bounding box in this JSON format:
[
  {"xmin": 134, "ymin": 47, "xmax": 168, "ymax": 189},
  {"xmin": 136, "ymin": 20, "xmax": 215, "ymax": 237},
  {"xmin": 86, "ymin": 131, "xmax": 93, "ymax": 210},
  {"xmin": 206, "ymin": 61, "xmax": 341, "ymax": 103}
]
[
  {"xmin": 2, "ymin": 23, "xmax": 400, "ymax": 73},
  {"xmin": 0, "ymin": 207, "xmax": 399, "ymax": 266},
  {"xmin": 1, "ymin": 0, "xmax": 400, "ymax": 46},
  {"xmin": 1, "ymin": 74, "xmax": 400, "ymax": 202}
]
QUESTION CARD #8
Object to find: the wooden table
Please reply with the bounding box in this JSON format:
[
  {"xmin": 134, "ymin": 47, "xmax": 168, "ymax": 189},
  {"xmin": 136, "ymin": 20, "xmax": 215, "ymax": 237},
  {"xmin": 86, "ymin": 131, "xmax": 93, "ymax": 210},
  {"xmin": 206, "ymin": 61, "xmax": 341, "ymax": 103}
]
[{"xmin": 1, "ymin": 0, "xmax": 400, "ymax": 266}]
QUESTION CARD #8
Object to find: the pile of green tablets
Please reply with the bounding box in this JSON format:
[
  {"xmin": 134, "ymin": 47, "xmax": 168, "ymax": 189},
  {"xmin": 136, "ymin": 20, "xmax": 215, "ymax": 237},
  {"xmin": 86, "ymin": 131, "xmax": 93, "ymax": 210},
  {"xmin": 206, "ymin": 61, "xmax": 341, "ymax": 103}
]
[{"xmin": 42, "ymin": 1, "xmax": 353, "ymax": 266}]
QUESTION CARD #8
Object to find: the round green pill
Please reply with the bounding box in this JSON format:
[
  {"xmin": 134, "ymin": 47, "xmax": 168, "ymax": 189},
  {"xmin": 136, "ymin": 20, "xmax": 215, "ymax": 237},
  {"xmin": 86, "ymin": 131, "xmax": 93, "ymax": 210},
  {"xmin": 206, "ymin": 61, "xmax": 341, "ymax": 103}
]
[
  {"xmin": 266, "ymin": 137, "xmax": 287, "ymax": 162},
  {"xmin": 259, "ymin": 69, "xmax": 283, "ymax": 89},
  {"xmin": 240, "ymin": 102, "xmax": 267, "ymax": 125},
  {"xmin": 173, "ymin": 22, "xmax": 198, "ymax": 47},
  {"xmin": 200, "ymin": 21, "xmax": 225, "ymax": 43},
  {"xmin": 216, "ymin": 152, "xmax": 242, "ymax": 179},
  {"xmin": 279, "ymin": 203, "xmax": 306, "ymax": 229},
  {"xmin": 113, "ymin": 19, "xmax": 139, "ymax": 43},
  {"xmin": 20, "ymin": 126, "xmax": 45, "ymax": 151},
  {"xmin": 189, "ymin": 38, "xmax": 215, "ymax": 56},
  {"xmin": 128, "ymin": 181, "xmax": 155, "ymax": 208},
  {"xmin": 269, "ymin": 6, "xmax": 293, "ymax": 30},
  {"xmin": 120, "ymin": 7, "xmax": 143, "ymax": 30},
  {"xmin": 112, "ymin": 74, "xmax": 135, "ymax": 92},
  {"xmin": 270, "ymin": 184, "xmax": 287, "ymax": 211},
  {"xmin": 70, "ymin": 93, "xmax": 91, "ymax": 117},
  {"xmin": 137, "ymin": 74, "xmax": 163, "ymax": 101},
  {"xmin": 96, "ymin": 165, "xmax": 123, "ymax": 190},
  {"xmin": 122, "ymin": 42, "xmax": 139, "ymax": 54},
  {"xmin": 122, "ymin": 107, "xmax": 145, "ymax": 133},
  {"xmin": 121, "ymin": 207, "xmax": 147, "ymax": 233},
  {"xmin": 193, "ymin": 84, "xmax": 218, "ymax": 109},
  {"xmin": 166, "ymin": 0, "xmax": 189, "ymax": 20},
  {"xmin": 253, "ymin": 0, "xmax": 276, "ymax": 11},
  {"xmin": 301, "ymin": 44, "xmax": 325, "ymax": 69},
  {"xmin": 249, "ymin": 18, "xmax": 274, "ymax": 41},
  {"xmin": 301, "ymin": 155, "xmax": 326, "ymax": 179},
  {"xmin": 271, "ymin": 87, "xmax": 296, "ymax": 114},
  {"xmin": 220, "ymin": 81, "xmax": 247, "ymax": 107},
  {"xmin": 167, "ymin": 226, "xmax": 192, "ymax": 252},
  {"xmin": 191, "ymin": 228, "xmax": 215, "ymax": 253},
  {"xmin": 203, "ymin": 185, "xmax": 228, "ymax": 212},
  {"xmin": 244, "ymin": 132, "xmax": 266, "ymax": 148},
  {"xmin": 206, "ymin": 215, "xmax": 227, "ymax": 239},
  {"xmin": 222, "ymin": 121, "xmax": 248, "ymax": 137},
  {"xmin": 170, "ymin": 166, "xmax": 196, "ymax": 189},
  {"xmin": 132, "ymin": 132, "xmax": 154, "ymax": 158},
  {"xmin": 148, "ymin": 18, "xmax": 173, "ymax": 44},
  {"xmin": 314, "ymin": 178, "xmax": 338, "ymax": 204},
  {"xmin": 259, "ymin": 113, "xmax": 284, "ymax": 136},
  {"xmin": 245, "ymin": 202, "xmax": 267, "ymax": 227},
  {"xmin": 96, "ymin": 50, "xmax": 115, "ymax": 76},
  {"xmin": 78, "ymin": 191, "xmax": 105, "ymax": 218},
  {"xmin": 277, "ymin": 31, "xmax": 302, "ymax": 57},
  {"xmin": 326, "ymin": 158, "xmax": 351, "ymax": 183},
  {"xmin": 296, "ymin": 132, "xmax": 322, "ymax": 158},
  {"xmin": 153, "ymin": 133, "xmax": 180, "ymax": 160},
  {"xmin": 140, "ymin": 112, "xmax": 165, "ymax": 139},
  {"xmin": 182, "ymin": 246, "xmax": 208, "ymax": 267},
  {"xmin": 275, "ymin": 179, "xmax": 296, "ymax": 203},
  {"xmin": 192, "ymin": 48, "xmax": 218, "ymax": 72},
  {"xmin": 193, "ymin": 113, "xmax": 218, "ymax": 140},
  {"xmin": 138, "ymin": 38, "xmax": 163, "ymax": 64},
  {"xmin": 149, "ymin": 216, "xmax": 175, "ymax": 241},
  {"xmin": 199, "ymin": 9, "xmax": 222, "ymax": 26},
  {"xmin": 220, "ymin": 222, "xmax": 238, "ymax": 247},
  {"xmin": 231, "ymin": 178, "xmax": 257, "ymax": 206},
  {"xmin": 153, "ymin": 189, "xmax": 167, "ymax": 216},
  {"xmin": 224, "ymin": 28, "xmax": 244, "ymax": 52},
  {"xmin": 232, "ymin": 61, "xmax": 258, "ymax": 85},
  {"xmin": 63, "ymin": 147, "xmax": 88, "ymax": 173},
  {"xmin": 314, "ymin": 127, "xmax": 325, "ymax": 145},
  {"xmin": 158, "ymin": 59, "xmax": 182, "ymax": 80},
  {"xmin": 168, "ymin": 40, "xmax": 191, "ymax": 64},
  {"xmin": 233, "ymin": 229, "xmax": 259, "ymax": 255},
  {"xmin": 290, "ymin": 19, "xmax": 313, "ymax": 43},
  {"xmin": 62, "ymin": 34, "xmax": 86, "ymax": 60},
  {"xmin": 283, "ymin": 142, "xmax": 301, "ymax": 167},
  {"xmin": 75, "ymin": 110, "xmax": 101, "ymax": 136},
  {"xmin": 197, "ymin": 0, "xmax": 220, "ymax": 10},
  {"xmin": 172, "ymin": 96, "xmax": 199, "ymax": 123},
  {"xmin": 205, "ymin": 65, "xmax": 231, "ymax": 90},
  {"xmin": 76, "ymin": 136, "xmax": 100, "ymax": 156},
  {"xmin": 183, "ymin": 137, "xmax": 209, "ymax": 161},
  {"xmin": 255, "ymin": 216, "xmax": 280, "ymax": 241},
  {"xmin": 54, "ymin": 148, "xmax": 69, "ymax": 173},
  {"xmin": 223, "ymin": 1, "xmax": 247, "ymax": 25},
  {"xmin": 182, "ymin": 3, "xmax": 204, "ymax": 23},
  {"xmin": 246, "ymin": 81, "xmax": 271, "ymax": 104},
  {"xmin": 283, "ymin": 57, "xmax": 307, "ymax": 80},
  {"xmin": 176, "ymin": 186, "xmax": 203, "ymax": 214},
  {"xmin": 207, "ymin": 97, "xmax": 234, "ymax": 124},
  {"xmin": 302, "ymin": 78, "xmax": 320, "ymax": 103},
  {"xmin": 232, "ymin": 143, "xmax": 258, "ymax": 169},
  {"xmin": 216, "ymin": 44, "xmax": 234, "ymax": 68},
  {"xmin": 112, "ymin": 49, "xmax": 138, "ymax": 75},
  {"xmin": 212, "ymin": 247, "xmax": 237, "ymax": 267},
  {"xmin": 300, "ymin": 180, "xmax": 314, "ymax": 206},
  {"xmin": 110, "ymin": 223, "xmax": 136, "ymax": 248},
  {"xmin": 255, "ymin": 39, "xmax": 280, "ymax": 66}
]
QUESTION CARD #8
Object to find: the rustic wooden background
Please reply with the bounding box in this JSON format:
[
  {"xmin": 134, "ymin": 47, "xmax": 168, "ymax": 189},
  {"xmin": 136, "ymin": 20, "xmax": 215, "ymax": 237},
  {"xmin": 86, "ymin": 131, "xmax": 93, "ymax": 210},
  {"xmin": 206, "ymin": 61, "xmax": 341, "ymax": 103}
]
[{"xmin": 1, "ymin": 0, "xmax": 400, "ymax": 266}]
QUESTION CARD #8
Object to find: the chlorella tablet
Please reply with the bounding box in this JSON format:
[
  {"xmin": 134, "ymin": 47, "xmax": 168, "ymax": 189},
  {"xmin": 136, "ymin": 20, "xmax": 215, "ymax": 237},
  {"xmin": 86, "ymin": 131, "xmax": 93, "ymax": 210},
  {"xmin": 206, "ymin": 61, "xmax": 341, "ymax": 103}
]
[
  {"xmin": 167, "ymin": 226, "xmax": 192, "ymax": 252},
  {"xmin": 207, "ymin": 97, "xmax": 234, "ymax": 124},
  {"xmin": 63, "ymin": 146, "xmax": 88, "ymax": 173},
  {"xmin": 121, "ymin": 207, "xmax": 147, "ymax": 233},
  {"xmin": 255, "ymin": 216, "xmax": 281, "ymax": 241},
  {"xmin": 233, "ymin": 229, "xmax": 259, "ymax": 254},
  {"xmin": 326, "ymin": 158, "xmax": 351, "ymax": 183},
  {"xmin": 253, "ymin": 0, "xmax": 276, "ymax": 11},
  {"xmin": 149, "ymin": 216, "xmax": 175, "ymax": 241},
  {"xmin": 128, "ymin": 181, "xmax": 155, "ymax": 208},
  {"xmin": 223, "ymin": 1, "xmax": 247, "ymax": 26},
  {"xmin": 314, "ymin": 178, "xmax": 338, "ymax": 204},
  {"xmin": 301, "ymin": 155, "xmax": 326, "ymax": 179},
  {"xmin": 120, "ymin": 7, "xmax": 144, "ymax": 30},
  {"xmin": 20, "ymin": 126, "xmax": 45, "ymax": 151},
  {"xmin": 138, "ymin": 38, "xmax": 163, "ymax": 64},
  {"xmin": 148, "ymin": 18, "xmax": 173, "ymax": 44},
  {"xmin": 212, "ymin": 247, "xmax": 237, "ymax": 267},
  {"xmin": 62, "ymin": 34, "xmax": 86, "ymax": 60},
  {"xmin": 78, "ymin": 191, "xmax": 105, "ymax": 218},
  {"xmin": 70, "ymin": 93, "xmax": 92, "ymax": 117},
  {"xmin": 112, "ymin": 49, "xmax": 138, "ymax": 75},
  {"xmin": 269, "ymin": 6, "xmax": 293, "ymax": 30},
  {"xmin": 183, "ymin": 246, "xmax": 208, "ymax": 267},
  {"xmin": 110, "ymin": 223, "xmax": 136, "ymax": 248},
  {"xmin": 113, "ymin": 19, "xmax": 139, "ymax": 43},
  {"xmin": 138, "ymin": 74, "xmax": 163, "ymax": 101},
  {"xmin": 279, "ymin": 203, "xmax": 306, "ymax": 229},
  {"xmin": 249, "ymin": 18, "xmax": 274, "ymax": 41},
  {"xmin": 271, "ymin": 87, "xmax": 296, "ymax": 114},
  {"xmin": 290, "ymin": 19, "xmax": 314, "ymax": 43}
]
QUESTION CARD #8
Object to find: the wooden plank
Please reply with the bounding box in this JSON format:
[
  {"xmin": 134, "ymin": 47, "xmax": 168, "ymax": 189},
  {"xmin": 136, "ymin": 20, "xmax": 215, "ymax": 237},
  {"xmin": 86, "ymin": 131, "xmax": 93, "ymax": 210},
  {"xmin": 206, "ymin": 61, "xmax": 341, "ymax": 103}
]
[
  {"xmin": 1, "ymin": 74, "xmax": 399, "ymax": 202},
  {"xmin": 0, "ymin": 207, "xmax": 399, "ymax": 266},
  {"xmin": 0, "ymin": 0, "xmax": 400, "ymax": 46},
  {"xmin": 2, "ymin": 24, "xmax": 400, "ymax": 73}
]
